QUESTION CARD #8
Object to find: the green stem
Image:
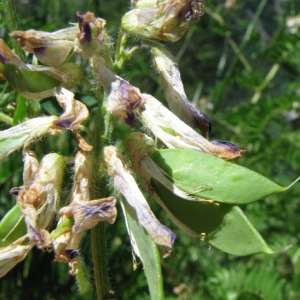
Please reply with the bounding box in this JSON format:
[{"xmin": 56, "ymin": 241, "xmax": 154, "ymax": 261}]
[
  {"xmin": 0, "ymin": 112, "xmax": 13, "ymax": 125},
  {"xmin": 91, "ymin": 223, "xmax": 111, "ymax": 300},
  {"xmin": 90, "ymin": 83, "xmax": 114, "ymax": 300},
  {"xmin": 250, "ymin": 63, "xmax": 280, "ymax": 104},
  {"xmin": 2, "ymin": 0, "xmax": 24, "ymax": 60}
]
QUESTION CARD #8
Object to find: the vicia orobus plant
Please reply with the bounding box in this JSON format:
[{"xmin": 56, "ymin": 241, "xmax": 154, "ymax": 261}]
[{"xmin": 0, "ymin": 0, "xmax": 299, "ymax": 299}]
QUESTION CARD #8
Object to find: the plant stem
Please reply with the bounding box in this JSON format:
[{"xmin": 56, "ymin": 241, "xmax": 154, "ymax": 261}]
[
  {"xmin": 90, "ymin": 83, "xmax": 114, "ymax": 300},
  {"xmin": 250, "ymin": 63, "xmax": 280, "ymax": 104},
  {"xmin": 0, "ymin": 112, "xmax": 13, "ymax": 125},
  {"xmin": 2, "ymin": 0, "xmax": 24, "ymax": 60},
  {"xmin": 91, "ymin": 223, "xmax": 111, "ymax": 300}
]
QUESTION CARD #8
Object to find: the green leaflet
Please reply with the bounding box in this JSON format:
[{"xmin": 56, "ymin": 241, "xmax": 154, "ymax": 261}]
[
  {"xmin": 120, "ymin": 198, "xmax": 164, "ymax": 300},
  {"xmin": 0, "ymin": 204, "xmax": 26, "ymax": 247},
  {"xmin": 152, "ymin": 180, "xmax": 274, "ymax": 255},
  {"xmin": 150, "ymin": 149, "xmax": 299, "ymax": 204},
  {"xmin": 0, "ymin": 63, "xmax": 60, "ymax": 99}
]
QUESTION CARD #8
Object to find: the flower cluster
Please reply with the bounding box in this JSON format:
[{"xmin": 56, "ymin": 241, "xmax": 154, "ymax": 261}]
[{"xmin": 0, "ymin": 0, "xmax": 251, "ymax": 284}]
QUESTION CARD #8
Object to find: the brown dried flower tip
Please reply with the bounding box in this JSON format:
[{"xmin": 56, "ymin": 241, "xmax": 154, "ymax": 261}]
[
  {"xmin": 76, "ymin": 11, "xmax": 106, "ymax": 58},
  {"xmin": 107, "ymin": 78, "xmax": 145, "ymax": 128},
  {"xmin": 10, "ymin": 27, "xmax": 77, "ymax": 67}
]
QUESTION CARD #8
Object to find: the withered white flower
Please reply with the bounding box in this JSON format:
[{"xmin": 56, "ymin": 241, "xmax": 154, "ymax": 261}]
[
  {"xmin": 53, "ymin": 88, "xmax": 92, "ymax": 151},
  {"xmin": 54, "ymin": 151, "xmax": 117, "ymax": 274},
  {"xmin": 17, "ymin": 152, "xmax": 65, "ymax": 248},
  {"xmin": 0, "ymin": 242, "xmax": 34, "ymax": 278},
  {"xmin": 0, "ymin": 116, "xmax": 58, "ymax": 160},
  {"xmin": 140, "ymin": 93, "xmax": 245, "ymax": 160},
  {"xmin": 107, "ymin": 78, "xmax": 145, "ymax": 128},
  {"xmin": 103, "ymin": 146, "xmax": 175, "ymax": 257},
  {"xmin": 59, "ymin": 197, "xmax": 117, "ymax": 233},
  {"xmin": 75, "ymin": 11, "xmax": 107, "ymax": 58},
  {"xmin": 10, "ymin": 26, "xmax": 77, "ymax": 67},
  {"xmin": 152, "ymin": 47, "xmax": 211, "ymax": 138},
  {"xmin": 122, "ymin": 0, "xmax": 205, "ymax": 42}
]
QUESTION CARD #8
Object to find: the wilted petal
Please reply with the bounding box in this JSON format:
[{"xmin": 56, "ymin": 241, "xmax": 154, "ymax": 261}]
[
  {"xmin": 122, "ymin": 0, "xmax": 205, "ymax": 42},
  {"xmin": 152, "ymin": 47, "xmax": 211, "ymax": 138},
  {"xmin": 17, "ymin": 153, "xmax": 65, "ymax": 248},
  {"xmin": 76, "ymin": 12, "xmax": 107, "ymax": 58},
  {"xmin": 0, "ymin": 39, "xmax": 26, "ymax": 67},
  {"xmin": 55, "ymin": 88, "xmax": 89, "ymax": 129},
  {"xmin": 103, "ymin": 146, "xmax": 175, "ymax": 255},
  {"xmin": 140, "ymin": 93, "xmax": 245, "ymax": 160},
  {"xmin": 11, "ymin": 27, "xmax": 77, "ymax": 66},
  {"xmin": 107, "ymin": 78, "xmax": 145, "ymax": 128},
  {"xmin": 0, "ymin": 242, "xmax": 33, "ymax": 278},
  {"xmin": 22, "ymin": 150, "xmax": 39, "ymax": 187},
  {"xmin": 59, "ymin": 197, "xmax": 117, "ymax": 233},
  {"xmin": 51, "ymin": 215, "xmax": 82, "ymax": 275},
  {"xmin": 53, "ymin": 88, "xmax": 92, "ymax": 150}
]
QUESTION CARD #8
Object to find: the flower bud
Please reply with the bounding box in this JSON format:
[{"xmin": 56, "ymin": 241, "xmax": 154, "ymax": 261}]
[
  {"xmin": 10, "ymin": 27, "xmax": 77, "ymax": 67},
  {"xmin": 122, "ymin": 0, "xmax": 205, "ymax": 42}
]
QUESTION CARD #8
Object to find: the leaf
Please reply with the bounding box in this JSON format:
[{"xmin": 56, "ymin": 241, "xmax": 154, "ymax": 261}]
[
  {"xmin": 0, "ymin": 204, "xmax": 26, "ymax": 247},
  {"xmin": 120, "ymin": 198, "xmax": 164, "ymax": 300},
  {"xmin": 150, "ymin": 149, "xmax": 299, "ymax": 204},
  {"xmin": 1, "ymin": 63, "xmax": 60, "ymax": 99},
  {"xmin": 152, "ymin": 179, "xmax": 275, "ymax": 255}
]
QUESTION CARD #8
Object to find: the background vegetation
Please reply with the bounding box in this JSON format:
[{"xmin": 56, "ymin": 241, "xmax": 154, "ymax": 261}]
[{"xmin": 0, "ymin": 0, "xmax": 300, "ymax": 299}]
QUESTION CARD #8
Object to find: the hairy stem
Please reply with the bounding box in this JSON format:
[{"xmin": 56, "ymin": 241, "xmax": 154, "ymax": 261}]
[{"xmin": 90, "ymin": 85, "xmax": 114, "ymax": 299}]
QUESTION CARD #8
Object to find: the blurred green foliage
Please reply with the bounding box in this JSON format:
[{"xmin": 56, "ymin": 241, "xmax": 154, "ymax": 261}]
[{"xmin": 0, "ymin": 0, "xmax": 300, "ymax": 299}]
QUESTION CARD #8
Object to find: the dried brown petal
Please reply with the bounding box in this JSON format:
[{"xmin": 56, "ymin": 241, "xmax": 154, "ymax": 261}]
[
  {"xmin": 76, "ymin": 12, "xmax": 106, "ymax": 58},
  {"xmin": 59, "ymin": 197, "xmax": 117, "ymax": 233},
  {"xmin": 107, "ymin": 78, "xmax": 144, "ymax": 128},
  {"xmin": 152, "ymin": 47, "xmax": 211, "ymax": 138},
  {"xmin": 17, "ymin": 153, "xmax": 65, "ymax": 248}
]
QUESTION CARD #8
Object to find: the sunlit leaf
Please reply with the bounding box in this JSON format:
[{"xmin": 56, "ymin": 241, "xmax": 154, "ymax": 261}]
[
  {"xmin": 0, "ymin": 204, "xmax": 26, "ymax": 247},
  {"xmin": 152, "ymin": 180, "xmax": 275, "ymax": 255},
  {"xmin": 150, "ymin": 149, "xmax": 299, "ymax": 204}
]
